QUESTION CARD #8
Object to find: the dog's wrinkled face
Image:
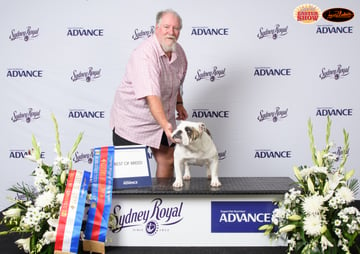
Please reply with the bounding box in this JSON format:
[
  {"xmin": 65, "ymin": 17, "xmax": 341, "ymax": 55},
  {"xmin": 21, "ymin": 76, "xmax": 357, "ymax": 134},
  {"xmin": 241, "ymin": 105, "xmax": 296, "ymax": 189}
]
[{"xmin": 172, "ymin": 121, "xmax": 206, "ymax": 146}]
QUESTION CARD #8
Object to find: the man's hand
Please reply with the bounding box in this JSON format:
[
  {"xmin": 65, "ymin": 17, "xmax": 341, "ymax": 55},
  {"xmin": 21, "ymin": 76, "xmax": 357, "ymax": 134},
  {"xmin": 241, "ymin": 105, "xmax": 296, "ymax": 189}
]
[
  {"xmin": 176, "ymin": 104, "xmax": 188, "ymax": 120},
  {"xmin": 164, "ymin": 122, "xmax": 175, "ymax": 143}
]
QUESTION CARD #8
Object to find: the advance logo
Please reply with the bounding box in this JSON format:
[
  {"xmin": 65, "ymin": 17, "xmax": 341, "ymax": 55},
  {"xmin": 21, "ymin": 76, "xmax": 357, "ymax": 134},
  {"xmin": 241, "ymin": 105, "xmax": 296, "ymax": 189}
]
[{"xmin": 211, "ymin": 201, "xmax": 276, "ymax": 233}]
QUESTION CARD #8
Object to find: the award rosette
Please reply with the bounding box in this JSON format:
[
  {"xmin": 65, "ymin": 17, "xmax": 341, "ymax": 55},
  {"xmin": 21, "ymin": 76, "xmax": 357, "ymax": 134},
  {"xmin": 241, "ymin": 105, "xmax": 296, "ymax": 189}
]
[
  {"xmin": 54, "ymin": 169, "xmax": 90, "ymax": 254},
  {"xmin": 83, "ymin": 146, "xmax": 114, "ymax": 253}
]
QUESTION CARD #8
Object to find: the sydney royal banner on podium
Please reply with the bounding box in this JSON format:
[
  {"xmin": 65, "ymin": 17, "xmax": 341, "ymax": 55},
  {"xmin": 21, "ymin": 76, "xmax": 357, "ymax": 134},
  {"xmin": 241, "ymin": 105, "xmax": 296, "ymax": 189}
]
[{"xmin": 113, "ymin": 145, "xmax": 152, "ymax": 189}]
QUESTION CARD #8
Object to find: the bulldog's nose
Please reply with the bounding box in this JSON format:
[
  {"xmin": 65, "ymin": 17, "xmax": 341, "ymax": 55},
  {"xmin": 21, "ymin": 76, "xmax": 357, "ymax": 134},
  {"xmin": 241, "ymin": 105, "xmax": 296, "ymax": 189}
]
[{"xmin": 172, "ymin": 130, "xmax": 182, "ymax": 140}]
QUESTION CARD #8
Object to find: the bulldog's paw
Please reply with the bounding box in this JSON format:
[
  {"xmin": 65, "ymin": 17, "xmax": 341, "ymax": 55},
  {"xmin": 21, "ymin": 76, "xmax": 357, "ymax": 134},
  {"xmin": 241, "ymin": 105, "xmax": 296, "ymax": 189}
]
[
  {"xmin": 210, "ymin": 178, "xmax": 222, "ymax": 187},
  {"xmin": 183, "ymin": 174, "xmax": 191, "ymax": 181},
  {"xmin": 172, "ymin": 179, "xmax": 184, "ymax": 188}
]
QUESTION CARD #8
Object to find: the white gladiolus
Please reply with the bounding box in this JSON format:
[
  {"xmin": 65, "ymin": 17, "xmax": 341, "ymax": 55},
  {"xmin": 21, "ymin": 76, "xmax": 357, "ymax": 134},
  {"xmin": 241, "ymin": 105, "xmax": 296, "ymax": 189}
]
[
  {"xmin": 3, "ymin": 207, "xmax": 22, "ymax": 218},
  {"xmin": 60, "ymin": 170, "xmax": 67, "ymax": 184},
  {"xmin": 15, "ymin": 238, "xmax": 30, "ymax": 253},
  {"xmin": 279, "ymin": 224, "xmax": 296, "ymax": 233},
  {"xmin": 43, "ymin": 230, "xmax": 57, "ymax": 243},
  {"xmin": 321, "ymin": 235, "xmax": 334, "ymax": 250},
  {"xmin": 307, "ymin": 177, "xmax": 315, "ymax": 194},
  {"xmin": 47, "ymin": 218, "xmax": 59, "ymax": 229}
]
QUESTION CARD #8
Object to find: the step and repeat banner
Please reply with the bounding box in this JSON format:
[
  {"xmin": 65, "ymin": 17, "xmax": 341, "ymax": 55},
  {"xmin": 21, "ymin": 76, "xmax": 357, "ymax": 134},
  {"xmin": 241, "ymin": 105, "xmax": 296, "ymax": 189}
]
[{"xmin": 1, "ymin": 0, "xmax": 359, "ymax": 209}]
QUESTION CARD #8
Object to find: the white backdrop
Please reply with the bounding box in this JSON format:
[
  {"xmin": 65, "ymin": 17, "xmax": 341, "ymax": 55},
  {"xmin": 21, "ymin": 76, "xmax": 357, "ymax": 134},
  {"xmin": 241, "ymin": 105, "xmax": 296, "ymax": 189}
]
[{"xmin": 1, "ymin": 0, "xmax": 359, "ymax": 210}]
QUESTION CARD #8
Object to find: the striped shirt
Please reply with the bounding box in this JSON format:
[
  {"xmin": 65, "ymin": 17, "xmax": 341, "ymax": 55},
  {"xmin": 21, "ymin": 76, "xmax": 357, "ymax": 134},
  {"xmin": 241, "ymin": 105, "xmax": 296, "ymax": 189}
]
[{"xmin": 110, "ymin": 35, "xmax": 187, "ymax": 149}]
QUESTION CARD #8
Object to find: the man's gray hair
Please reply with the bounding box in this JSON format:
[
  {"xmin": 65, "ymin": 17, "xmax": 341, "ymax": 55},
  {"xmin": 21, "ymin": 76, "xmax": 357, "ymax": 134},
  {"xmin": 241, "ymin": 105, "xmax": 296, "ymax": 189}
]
[{"xmin": 156, "ymin": 9, "xmax": 182, "ymax": 30}]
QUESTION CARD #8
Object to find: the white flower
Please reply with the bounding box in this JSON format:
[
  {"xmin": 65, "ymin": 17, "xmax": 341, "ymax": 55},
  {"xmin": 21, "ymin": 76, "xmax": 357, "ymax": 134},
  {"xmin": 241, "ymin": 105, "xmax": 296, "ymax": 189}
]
[
  {"xmin": 336, "ymin": 186, "xmax": 354, "ymax": 204},
  {"xmin": 15, "ymin": 238, "xmax": 30, "ymax": 253},
  {"xmin": 45, "ymin": 182, "xmax": 58, "ymax": 194},
  {"xmin": 42, "ymin": 230, "xmax": 56, "ymax": 243},
  {"xmin": 279, "ymin": 224, "xmax": 296, "ymax": 233},
  {"xmin": 313, "ymin": 166, "xmax": 328, "ymax": 174},
  {"xmin": 60, "ymin": 170, "xmax": 67, "ymax": 184},
  {"xmin": 300, "ymin": 167, "xmax": 314, "ymax": 178},
  {"xmin": 334, "ymin": 219, "xmax": 341, "ymax": 226},
  {"xmin": 303, "ymin": 214, "xmax": 322, "ymax": 236},
  {"xmin": 288, "ymin": 237, "xmax": 296, "ymax": 251},
  {"xmin": 323, "ymin": 152, "xmax": 338, "ymax": 162},
  {"xmin": 35, "ymin": 191, "xmax": 55, "ymax": 208},
  {"xmin": 271, "ymin": 207, "xmax": 286, "ymax": 225},
  {"xmin": 321, "ymin": 235, "xmax": 334, "ymax": 250},
  {"xmin": 34, "ymin": 166, "xmax": 49, "ymax": 191},
  {"xmin": 302, "ymin": 195, "xmax": 324, "ymax": 215},
  {"xmin": 288, "ymin": 188, "xmax": 301, "ymax": 201},
  {"xmin": 47, "ymin": 218, "xmax": 59, "ymax": 229},
  {"xmin": 335, "ymin": 228, "xmax": 342, "ymax": 236},
  {"xmin": 327, "ymin": 171, "xmax": 343, "ymax": 191},
  {"xmin": 35, "ymin": 224, "xmax": 41, "ymax": 232},
  {"xmin": 3, "ymin": 207, "xmax": 22, "ymax": 218},
  {"xmin": 56, "ymin": 193, "xmax": 64, "ymax": 204}
]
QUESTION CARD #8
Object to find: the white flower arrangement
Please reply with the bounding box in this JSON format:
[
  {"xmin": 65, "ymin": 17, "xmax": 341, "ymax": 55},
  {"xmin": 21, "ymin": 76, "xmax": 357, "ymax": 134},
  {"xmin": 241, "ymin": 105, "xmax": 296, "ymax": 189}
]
[
  {"xmin": 259, "ymin": 117, "xmax": 360, "ymax": 253},
  {"xmin": 0, "ymin": 114, "xmax": 83, "ymax": 254}
]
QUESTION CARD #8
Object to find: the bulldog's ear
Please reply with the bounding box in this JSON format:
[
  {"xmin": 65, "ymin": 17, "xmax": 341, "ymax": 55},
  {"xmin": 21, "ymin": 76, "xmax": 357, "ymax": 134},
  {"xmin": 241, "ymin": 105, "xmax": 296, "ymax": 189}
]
[{"xmin": 198, "ymin": 122, "xmax": 206, "ymax": 133}]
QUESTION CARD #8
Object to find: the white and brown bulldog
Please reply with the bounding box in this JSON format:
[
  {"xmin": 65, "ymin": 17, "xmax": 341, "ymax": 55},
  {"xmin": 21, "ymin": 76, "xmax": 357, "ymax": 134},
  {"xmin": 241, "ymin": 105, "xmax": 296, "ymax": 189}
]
[{"xmin": 171, "ymin": 121, "xmax": 221, "ymax": 188}]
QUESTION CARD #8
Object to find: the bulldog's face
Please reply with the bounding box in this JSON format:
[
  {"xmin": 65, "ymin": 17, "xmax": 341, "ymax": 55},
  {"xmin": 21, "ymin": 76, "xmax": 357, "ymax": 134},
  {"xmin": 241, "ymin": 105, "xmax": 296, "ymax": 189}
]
[{"xmin": 172, "ymin": 121, "xmax": 206, "ymax": 146}]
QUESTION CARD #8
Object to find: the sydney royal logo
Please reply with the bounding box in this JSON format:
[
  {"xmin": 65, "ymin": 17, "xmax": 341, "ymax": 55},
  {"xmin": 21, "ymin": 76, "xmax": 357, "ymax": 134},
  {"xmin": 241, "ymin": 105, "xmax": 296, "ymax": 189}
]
[
  {"xmin": 11, "ymin": 108, "xmax": 41, "ymax": 123},
  {"xmin": 257, "ymin": 107, "xmax": 288, "ymax": 122},
  {"xmin": 195, "ymin": 66, "xmax": 226, "ymax": 82},
  {"xmin": 319, "ymin": 64, "xmax": 350, "ymax": 80},
  {"xmin": 9, "ymin": 26, "xmax": 39, "ymax": 41},
  {"xmin": 73, "ymin": 150, "xmax": 94, "ymax": 164},
  {"xmin": 71, "ymin": 67, "xmax": 101, "ymax": 82},
  {"xmin": 110, "ymin": 198, "xmax": 184, "ymax": 236},
  {"xmin": 132, "ymin": 26, "xmax": 155, "ymax": 40},
  {"xmin": 257, "ymin": 24, "xmax": 288, "ymax": 40}
]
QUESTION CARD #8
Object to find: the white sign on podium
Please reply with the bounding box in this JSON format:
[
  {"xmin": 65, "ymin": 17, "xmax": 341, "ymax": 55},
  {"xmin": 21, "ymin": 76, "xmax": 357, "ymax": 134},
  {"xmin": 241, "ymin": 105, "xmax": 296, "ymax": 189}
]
[{"xmin": 113, "ymin": 145, "xmax": 152, "ymax": 189}]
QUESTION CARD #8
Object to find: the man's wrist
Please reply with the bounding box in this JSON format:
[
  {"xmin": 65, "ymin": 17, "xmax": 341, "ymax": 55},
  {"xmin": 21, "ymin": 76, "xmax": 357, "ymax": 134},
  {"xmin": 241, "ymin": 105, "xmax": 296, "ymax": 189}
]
[{"xmin": 177, "ymin": 101, "xmax": 183, "ymax": 105}]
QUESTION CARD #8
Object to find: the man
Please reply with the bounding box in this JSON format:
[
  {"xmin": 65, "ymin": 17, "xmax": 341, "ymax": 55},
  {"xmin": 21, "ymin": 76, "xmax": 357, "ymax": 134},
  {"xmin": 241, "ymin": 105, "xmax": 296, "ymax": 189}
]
[{"xmin": 110, "ymin": 9, "xmax": 188, "ymax": 178}]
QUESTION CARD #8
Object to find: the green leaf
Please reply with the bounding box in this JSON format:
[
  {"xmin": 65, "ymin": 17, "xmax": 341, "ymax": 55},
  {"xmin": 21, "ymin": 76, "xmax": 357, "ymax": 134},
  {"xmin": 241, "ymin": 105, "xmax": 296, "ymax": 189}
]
[
  {"xmin": 325, "ymin": 116, "xmax": 332, "ymax": 153},
  {"xmin": 8, "ymin": 182, "xmax": 36, "ymax": 201},
  {"xmin": 67, "ymin": 131, "xmax": 84, "ymax": 169},
  {"xmin": 339, "ymin": 128, "xmax": 349, "ymax": 170},
  {"xmin": 51, "ymin": 113, "xmax": 62, "ymax": 157}
]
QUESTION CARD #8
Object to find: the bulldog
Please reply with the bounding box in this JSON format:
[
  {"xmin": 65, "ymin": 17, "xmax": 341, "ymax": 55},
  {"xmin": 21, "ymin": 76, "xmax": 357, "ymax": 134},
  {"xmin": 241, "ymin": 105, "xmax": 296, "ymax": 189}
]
[{"xmin": 171, "ymin": 120, "xmax": 221, "ymax": 188}]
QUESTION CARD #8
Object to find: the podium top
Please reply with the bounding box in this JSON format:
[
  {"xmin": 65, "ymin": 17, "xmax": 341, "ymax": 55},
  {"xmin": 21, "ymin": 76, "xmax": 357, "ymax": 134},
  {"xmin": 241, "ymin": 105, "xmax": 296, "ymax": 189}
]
[{"xmin": 112, "ymin": 177, "xmax": 294, "ymax": 195}]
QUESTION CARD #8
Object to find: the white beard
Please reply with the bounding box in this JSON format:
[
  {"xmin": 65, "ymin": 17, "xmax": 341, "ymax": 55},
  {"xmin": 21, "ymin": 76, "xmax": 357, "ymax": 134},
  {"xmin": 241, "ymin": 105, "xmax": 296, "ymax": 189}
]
[{"xmin": 162, "ymin": 41, "xmax": 176, "ymax": 53}]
